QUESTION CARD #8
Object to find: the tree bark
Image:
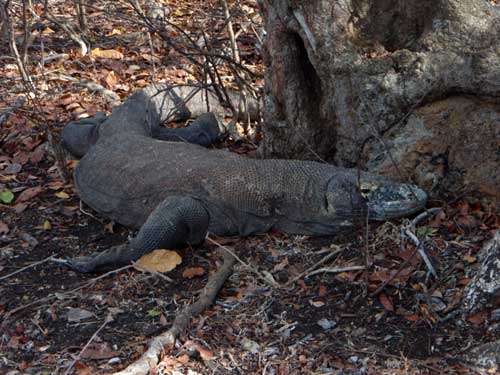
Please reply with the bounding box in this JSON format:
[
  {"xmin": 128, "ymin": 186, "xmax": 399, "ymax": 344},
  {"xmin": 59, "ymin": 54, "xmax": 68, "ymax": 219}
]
[{"xmin": 258, "ymin": 0, "xmax": 500, "ymax": 171}]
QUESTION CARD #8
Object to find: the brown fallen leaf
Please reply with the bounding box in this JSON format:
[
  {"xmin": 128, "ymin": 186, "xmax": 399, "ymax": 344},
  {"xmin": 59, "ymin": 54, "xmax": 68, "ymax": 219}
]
[
  {"xmin": 0, "ymin": 221, "xmax": 9, "ymax": 234},
  {"xmin": 29, "ymin": 146, "xmax": 45, "ymax": 163},
  {"xmin": 15, "ymin": 186, "xmax": 43, "ymax": 203},
  {"xmin": 81, "ymin": 342, "xmax": 118, "ymax": 360},
  {"xmin": 467, "ymin": 311, "xmax": 488, "ymax": 326},
  {"xmin": 182, "ymin": 267, "xmax": 205, "ymax": 279},
  {"xmin": 379, "ymin": 293, "xmax": 394, "ymax": 312},
  {"xmin": 135, "ymin": 249, "xmax": 182, "ymax": 272},
  {"xmin": 91, "ymin": 48, "xmax": 124, "ymax": 59},
  {"xmin": 104, "ymin": 70, "xmax": 120, "ymax": 89},
  {"xmin": 273, "ymin": 257, "xmax": 289, "ymax": 272},
  {"xmin": 182, "ymin": 340, "xmax": 214, "ymax": 361}
]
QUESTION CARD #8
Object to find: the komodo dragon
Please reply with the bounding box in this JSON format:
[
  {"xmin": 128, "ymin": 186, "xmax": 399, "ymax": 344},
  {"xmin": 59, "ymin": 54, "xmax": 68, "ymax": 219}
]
[{"xmin": 60, "ymin": 84, "xmax": 428, "ymax": 273}]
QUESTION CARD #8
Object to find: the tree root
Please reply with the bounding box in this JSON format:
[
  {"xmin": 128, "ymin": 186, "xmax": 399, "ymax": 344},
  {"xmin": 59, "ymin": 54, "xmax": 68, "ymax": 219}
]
[{"xmin": 113, "ymin": 249, "xmax": 236, "ymax": 375}]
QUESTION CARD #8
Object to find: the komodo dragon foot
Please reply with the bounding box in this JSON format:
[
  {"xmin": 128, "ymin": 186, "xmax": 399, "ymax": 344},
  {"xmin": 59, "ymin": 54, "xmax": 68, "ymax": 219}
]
[{"xmin": 60, "ymin": 196, "xmax": 210, "ymax": 273}]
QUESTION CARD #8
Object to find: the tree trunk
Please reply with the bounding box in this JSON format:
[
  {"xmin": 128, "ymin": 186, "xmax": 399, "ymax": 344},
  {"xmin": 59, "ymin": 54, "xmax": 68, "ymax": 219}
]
[{"xmin": 258, "ymin": 0, "xmax": 500, "ymax": 196}]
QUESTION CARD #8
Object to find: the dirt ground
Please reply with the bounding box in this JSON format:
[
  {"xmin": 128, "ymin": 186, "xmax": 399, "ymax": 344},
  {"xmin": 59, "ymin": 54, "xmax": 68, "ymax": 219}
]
[{"xmin": 1, "ymin": 1, "xmax": 499, "ymax": 374}]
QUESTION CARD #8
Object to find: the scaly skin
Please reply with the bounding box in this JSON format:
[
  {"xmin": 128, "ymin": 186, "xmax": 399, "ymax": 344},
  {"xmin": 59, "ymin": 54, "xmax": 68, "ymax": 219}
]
[{"xmin": 60, "ymin": 85, "xmax": 427, "ymax": 272}]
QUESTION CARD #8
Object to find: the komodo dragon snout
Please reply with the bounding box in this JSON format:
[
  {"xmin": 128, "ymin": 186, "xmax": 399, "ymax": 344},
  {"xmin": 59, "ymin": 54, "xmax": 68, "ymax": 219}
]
[{"xmin": 325, "ymin": 175, "xmax": 428, "ymax": 221}]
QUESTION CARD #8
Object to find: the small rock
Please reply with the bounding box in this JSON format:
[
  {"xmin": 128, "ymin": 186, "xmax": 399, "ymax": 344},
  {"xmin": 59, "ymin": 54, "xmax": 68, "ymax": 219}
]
[
  {"xmin": 317, "ymin": 318, "xmax": 336, "ymax": 330},
  {"xmin": 66, "ymin": 307, "xmax": 95, "ymax": 322},
  {"xmin": 349, "ymin": 356, "xmax": 359, "ymax": 364},
  {"xmin": 241, "ymin": 338, "xmax": 261, "ymax": 354},
  {"xmin": 108, "ymin": 357, "xmax": 121, "ymax": 365}
]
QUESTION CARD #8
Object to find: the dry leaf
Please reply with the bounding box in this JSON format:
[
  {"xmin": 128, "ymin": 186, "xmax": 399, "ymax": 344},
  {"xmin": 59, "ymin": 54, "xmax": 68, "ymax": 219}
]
[
  {"xmin": 136, "ymin": 249, "xmax": 182, "ymax": 272},
  {"xmin": 0, "ymin": 221, "xmax": 9, "ymax": 234},
  {"xmin": 379, "ymin": 293, "xmax": 394, "ymax": 311},
  {"xmin": 55, "ymin": 191, "xmax": 70, "ymax": 199},
  {"xmin": 43, "ymin": 220, "xmax": 52, "ymax": 231},
  {"xmin": 182, "ymin": 267, "xmax": 205, "ymax": 279},
  {"xmin": 104, "ymin": 71, "xmax": 120, "ymax": 89},
  {"xmin": 467, "ymin": 311, "xmax": 488, "ymax": 326},
  {"xmin": 182, "ymin": 340, "xmax": 213, "ymax": 361},
  {"xmin": 16, "ymin": 186, "xmax": 43, "ymax": 203},
  {"xmin": 309, "ymin": 300, "xmax": 325, "ymax": 308},
  {"xmin": 81, "ymin": 342, "xmax": 118, "ymax": 359},
  {"xmin": 273, "ymin": 257, "xmax": 289, "ymax": 272},
  {"xmin": 91, "ymin": 48, "xmax": 124, "ymax": 59}
]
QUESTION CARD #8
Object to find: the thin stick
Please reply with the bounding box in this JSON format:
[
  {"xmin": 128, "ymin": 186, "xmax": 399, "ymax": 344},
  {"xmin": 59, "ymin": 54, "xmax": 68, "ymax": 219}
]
[
  {"xmin": 306, "ymin": 265, "xmax": 365, "ymax": 278},
  {"xmin": 63, "ymin": 314, "xmax": 113, "ymax": 375},
  {"xmin": 4, "ymin": 265, "xmax": 133, "ymax": 319},
  {"xmin": 285, "ymin": 246, "xmax": 345, "ymax": 286},
  {"xmin": 132, "ymin": 262, "xmax": 174, "ymax": 282},
  {"xmin": 0, "ymin": 256, "xmax": 55, "ymax": 281},
  {"xmin": 206, "ymin": 236, "xmax": 277, "ymax": 287},
  {"xmin": 411, "ymin": 207, "xmax": 443, "ymax": 230},
  {"xmin": 113, "ymin": 249, "xmax": 236, "ymax": 375},
  {"xmin": 404, "ymin": 228, "xmax": 437, "ymax": 278}
]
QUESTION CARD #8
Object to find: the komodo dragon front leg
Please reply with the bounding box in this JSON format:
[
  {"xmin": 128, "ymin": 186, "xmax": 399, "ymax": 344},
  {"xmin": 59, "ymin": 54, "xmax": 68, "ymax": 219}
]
[{"xmin": 66, "ymin": 197, "xmax": 209, "ymax": 273}]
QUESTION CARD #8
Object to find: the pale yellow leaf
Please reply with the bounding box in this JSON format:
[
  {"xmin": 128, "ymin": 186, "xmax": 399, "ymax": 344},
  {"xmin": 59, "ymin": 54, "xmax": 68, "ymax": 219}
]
[
  {"xmin": 55, "ymin": 191, "xmax": 70, "ymax": 199},
  {"xmin": 43, "ymin": 220, "xmax": 52, "ymax": 231},
  {"xmin": 90, "ymin": 48, "xmax": 124, "ymax": 60},
  {"xmin": 136, "ymin": 249, "xmax": 182, "ymax": 272}
]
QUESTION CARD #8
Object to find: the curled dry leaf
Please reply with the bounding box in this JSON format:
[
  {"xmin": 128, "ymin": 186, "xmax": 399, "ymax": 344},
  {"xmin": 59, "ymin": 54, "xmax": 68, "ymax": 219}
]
[
  {"xmin": 91, "ymin": 48, "xmax": 124, "ymax": 60},
  {"xmin": 182, "ymin": 267, "xmax": 205, "ymax": 279},
  {"xmin": 135, "ymin": 249, "xmax": 182, "ymax": 272},
  {"xmin": 182, "ymin": 340, "xmax": 214, "ymax": 361}
]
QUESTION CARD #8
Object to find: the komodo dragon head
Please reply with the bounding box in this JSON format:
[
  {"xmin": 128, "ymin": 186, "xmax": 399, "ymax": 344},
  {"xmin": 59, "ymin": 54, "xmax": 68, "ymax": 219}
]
[{"xmin": 325, "ymin": 174, "xmax": 428, "ymax": 221}]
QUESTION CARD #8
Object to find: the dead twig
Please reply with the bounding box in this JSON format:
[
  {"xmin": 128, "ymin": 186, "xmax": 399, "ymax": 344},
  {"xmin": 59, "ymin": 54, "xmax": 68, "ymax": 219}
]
[
  {"xmin": 285, "ymin": 246, "xmax": 345, "ymax": 286},
  {"xmin": 3, "ymin": 265, "xmax": 133, "ymax": 321},
  {"xmin": 112, "ymin": 249, "xmax": 236, "ymax": 375},
  {"xmin": 63, "ymin": 314, "xmax": 113, "ymax": 375},
  {"xmin": 132, "ymin": 262, "xmax": 174, "ymax": 283},
  {"xmin": 206, "ymin": 236, "xmax": 278, "ymax": 287},
  {"xmin": 0, "ymin": 255, "xmax": 55, "ymax": 282},
  {"xmin": 306, "ymin": 265, "xmax": 365, "ymax": 278}
]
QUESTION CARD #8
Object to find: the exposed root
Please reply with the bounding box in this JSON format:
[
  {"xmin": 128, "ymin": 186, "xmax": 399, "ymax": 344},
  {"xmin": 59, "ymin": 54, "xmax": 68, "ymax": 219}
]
[{"xmin": 113, "ymin": 249, "xmax": 236, "ymax": 375}]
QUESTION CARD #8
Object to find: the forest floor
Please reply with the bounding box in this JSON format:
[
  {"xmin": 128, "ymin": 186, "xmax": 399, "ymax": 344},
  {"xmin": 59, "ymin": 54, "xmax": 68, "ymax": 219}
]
[{"xmin": 1, "ymin": 1, "xmax": 499, "ymax": 374}]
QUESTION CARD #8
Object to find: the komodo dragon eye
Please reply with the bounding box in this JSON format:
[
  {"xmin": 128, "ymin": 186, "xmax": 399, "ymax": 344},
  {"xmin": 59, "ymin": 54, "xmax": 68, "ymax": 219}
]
[{"xmin": 359, "ymin": 183, "xmax": 377, "ymax": 199}]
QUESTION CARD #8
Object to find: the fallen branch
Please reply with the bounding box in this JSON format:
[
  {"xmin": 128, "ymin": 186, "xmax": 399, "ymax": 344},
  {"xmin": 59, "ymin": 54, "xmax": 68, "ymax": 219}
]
[{"xmin": 113, "ymin": 249, "xmax": 236, "ymax": 375}]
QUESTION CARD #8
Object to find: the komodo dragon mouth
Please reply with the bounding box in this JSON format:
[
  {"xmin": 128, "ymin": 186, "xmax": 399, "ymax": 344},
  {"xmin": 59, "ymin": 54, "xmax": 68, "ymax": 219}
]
[{"xmin": 360, "ymin": 182, "xmax": 428, "ymax": 220}]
